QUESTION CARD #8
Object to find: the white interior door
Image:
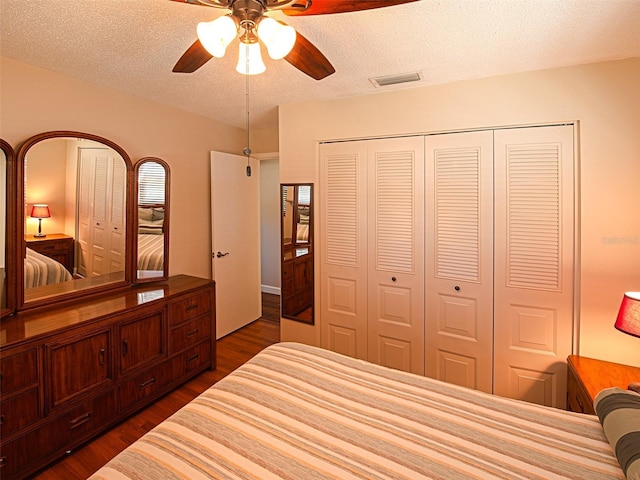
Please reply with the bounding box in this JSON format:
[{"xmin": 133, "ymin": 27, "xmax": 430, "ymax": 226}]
[{"xmin": 211, "ymin": 151, "xmax": 261, "ymax": 338}]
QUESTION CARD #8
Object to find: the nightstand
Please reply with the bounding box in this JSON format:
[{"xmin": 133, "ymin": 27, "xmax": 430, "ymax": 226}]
[
  {"xmin": 566, "ymin": 355, "xmax": 640, "ymax": 414},
  {"xmin": 25, "ymin": 233, "xmax": 74, "ymax": 273}
]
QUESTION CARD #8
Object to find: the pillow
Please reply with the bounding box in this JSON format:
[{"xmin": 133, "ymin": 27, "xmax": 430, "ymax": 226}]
[
  {"xmin": 138, "ymin": 219, "xmax": 164, "ymax": 235},
  {"xmin": 138, "ymin": 207, "xmax": 154, "ymax": 222},
  {"xmin": 594, "ymin": 387, "xmax": 640, "ymax": 479},
  {"xmin": 152, "ymin": 207, "xmax": 165, "ymax": 221}
]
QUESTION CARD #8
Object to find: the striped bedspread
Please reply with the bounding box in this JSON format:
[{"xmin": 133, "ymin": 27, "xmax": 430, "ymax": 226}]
[
  {"xmin": 137, "ymin": 234, "xmax": 164, "ymax": 271},
  {"xmin": 296, "ymin": 223, "xmax": 309, "ymax": 242},
  {"xmin": 89, "ymin": 343, "xmax": 624, "ymax": 480},
  {"xmin": 24, "ymin": 247, "xmax": 72, "ymax": 288}
]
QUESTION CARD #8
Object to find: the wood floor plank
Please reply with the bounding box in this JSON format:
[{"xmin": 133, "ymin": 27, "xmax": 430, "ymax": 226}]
[{"xmin": 31, "ymin": 294, "xmax": 281, "ymax": 480}]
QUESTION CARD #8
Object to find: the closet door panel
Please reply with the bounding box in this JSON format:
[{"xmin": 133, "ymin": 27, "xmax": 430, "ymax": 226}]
[
  {"xmin": 425, "ymin": 131, "xmax": 494, "ymax": 393},
  {"xmin": 367, "ymin": 137, "xmax": 425, "ymax": 375},
  {"xmin": 320, "ymin": 142, "xmax": 368, "ymax": 359},
  {"xmin": 493, "ymin": 125, "xmax": 575, "ymax": 408}
]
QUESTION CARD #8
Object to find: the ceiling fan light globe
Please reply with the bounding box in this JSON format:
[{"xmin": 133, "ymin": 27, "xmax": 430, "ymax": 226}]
[
  {"xmin": 197, "ymin": 15, "xmax": 237, "ymax": 58},
  {"xmin": 258, "ymin": 18, "xmax": 296, "ymax": 60},
  {"xmin": 236, "ymin": 41, "xmax": 266, "ymax": 75}
]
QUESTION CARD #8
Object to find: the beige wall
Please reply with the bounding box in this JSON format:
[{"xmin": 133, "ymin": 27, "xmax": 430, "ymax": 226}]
[
  {"xmin": 279, "ymin": 58, "xmax": 640, "ymax": 367},
  {"xmin": 1, "ymin": 57, "xmax": 278, "ymax": 280}
]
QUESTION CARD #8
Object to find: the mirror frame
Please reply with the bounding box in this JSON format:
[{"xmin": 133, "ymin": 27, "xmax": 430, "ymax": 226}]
[
  {"xmin": 133, "ymin": 157, "xmax": 170, "ymax": 283},
  {"xmin": 16, "ymin": 131, "xmax": 134, "ymax": 310},
  {"xmin": 280, "ymin": 183, "xmax": 314, "ymax": 325},
  {"xmin": 1, "ymin": 139, "xmax": 17, "ymax": 318}
]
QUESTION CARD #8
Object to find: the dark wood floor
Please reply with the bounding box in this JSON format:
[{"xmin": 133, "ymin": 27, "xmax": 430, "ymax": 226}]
[{"xmin": 32, "ymin": 293, "xmax": 281, "ymax": 480}]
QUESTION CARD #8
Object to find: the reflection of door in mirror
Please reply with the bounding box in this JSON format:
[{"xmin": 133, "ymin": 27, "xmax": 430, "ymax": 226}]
[
  {"xmin": 135, "ymin": 158, "xmax": 169, "ymax": 282},
  {"xmin": 281, "ymin": 184, "xmax": 313, "ymax": 324},
  {"xmin": 22, "ymin": 136, "xmax": 128, "ymax": 304}
]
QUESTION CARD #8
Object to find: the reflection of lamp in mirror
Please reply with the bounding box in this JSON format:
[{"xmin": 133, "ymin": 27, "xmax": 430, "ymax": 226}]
[
  {"xmin": 30, "ymin": 204, "xmax": 50, "ymax": 238},
  {"xmin": 614, "ymin": 291, "xmax": 640, "ymax": 392}
]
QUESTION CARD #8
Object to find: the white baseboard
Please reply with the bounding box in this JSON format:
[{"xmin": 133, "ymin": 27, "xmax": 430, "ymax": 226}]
[{"xmin": 261, "ymin": 285, "xmax": 281, "ymax": 295}]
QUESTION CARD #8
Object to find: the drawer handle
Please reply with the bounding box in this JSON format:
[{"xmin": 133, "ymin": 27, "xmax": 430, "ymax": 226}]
[
  {"xmin": 186, "ymin": 353, "xmax": 199, "ymax": 363},
  {"xmin": 69, "ymin": 412, "xmax": 92, "ymax": 430},
  {"xmin": 99, "ymin": 348, "xmax": 106, "ymax": 366},
  {"xmin": 139, "ymin": 377, "xmax": 156, "ymax": 390},
  {"xmin": 0, "ymin": 414, "xmax": 4, "ymax": 426},
  {"xmin": 186, "ymin": 328, "xmax": 199, "ymax": 337},
  {"xmin": 0, "ymin": 456, "xmax": 6, "ymax": 468},
  {"xmin": 122, "ymin": 340, "xmax": 128, "ymax": 355},
  {"xmin": 185, "ymin": 304, "xmax": 199, "ymax": 312},
  {"xmin": 44, "ymin": 245, "xmax": 54, "ymax": 250}
]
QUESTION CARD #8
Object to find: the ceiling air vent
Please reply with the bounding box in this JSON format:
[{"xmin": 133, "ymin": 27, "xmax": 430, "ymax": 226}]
[{"xmin": 369, "ymin": 71, "xmax": 423, "ymax": 88}]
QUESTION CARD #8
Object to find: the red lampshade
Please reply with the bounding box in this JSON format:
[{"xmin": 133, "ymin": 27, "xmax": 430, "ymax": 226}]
[
  {"xmin": 615, "ymin": 292, "xmax": 640, "ymax": 338},
  {"xmin": 30, "ymin": 204, "xmax": 51, "ymax": 219}
]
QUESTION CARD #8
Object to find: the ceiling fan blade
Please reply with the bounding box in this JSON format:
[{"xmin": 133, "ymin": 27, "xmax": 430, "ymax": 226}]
[
  {"xmin": 282, "ymin": 0, "xmax": 419, "ymax": 16},
  {"xmin": 285, "ymin": 32, "xmax": 335, "ymax": 80},
  {"xmin": 173, "ymin": 39, "xmax": 213, "ymax": 73}
]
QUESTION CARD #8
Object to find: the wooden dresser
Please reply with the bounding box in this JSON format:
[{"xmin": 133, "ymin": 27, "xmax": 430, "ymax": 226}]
[
  {"xmin": 566, "ymin": 355, "xmax": 640, "ymax": 414},
  {"xmin": 0, "ymin": 275, "xmax": 216, "ymax": 479},
  {"xmin": 282, "ymin": 248, "xmax": 312, "ymax": 317},
  {"xmin": 25, "ymin": 233, "xmax": 74, "ymax": 273}
]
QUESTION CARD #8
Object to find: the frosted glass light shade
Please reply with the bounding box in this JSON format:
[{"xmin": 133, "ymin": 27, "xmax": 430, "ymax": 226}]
[
  {"xmin": 197, "ymin": 15, "xmax": 237, "ymax": 58},
  {"xmin": 236, "ymin": 41, "xmax": 266, "ymax": 75},
  {"xmin": 257, "ymin": 17, "xmax": 296, "ymax": 60}
]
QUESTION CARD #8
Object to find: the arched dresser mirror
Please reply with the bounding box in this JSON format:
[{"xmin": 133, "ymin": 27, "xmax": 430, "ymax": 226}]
[
  {"xmin": 17, "ymin": 131, "xmax": 134, "ymax": 309},
  {"xmin": 1, "ymin": 139, "xmax": 17, "ymax": 318},
  {"xmin": 281, "ymin": 183, "xmax": 313, "ymax": 324},
  {"xmin": 134, "ymin": 157, "xmax": 170, "ymax": 282}
]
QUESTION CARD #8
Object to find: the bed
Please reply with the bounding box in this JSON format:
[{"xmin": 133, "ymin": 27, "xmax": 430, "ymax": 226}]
[
  {"xmin": 24, "ymin": 247, "xmax": 72, "ymax": 288},
  {"xmin": 89, "ymin": 342, "xmax": 632, "ymax": 480},
  {"xmin": 137, "ymin": 233, "xmax": 164, "ymax": 271},
  {"xmin": 296, "ymin": 223, "xmax": 310, "ymax": 243}
]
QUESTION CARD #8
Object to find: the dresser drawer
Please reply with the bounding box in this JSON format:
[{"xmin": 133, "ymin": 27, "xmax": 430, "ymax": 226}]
[
  {"xmin": 0, "ymin": 387, "xmax": 40, "ymax": 437},
  {"xmin": 168, "ymin": 292, "xmax": 211, "ymax": 326},
  {"xmin": 0, "ymin": 348, "xmax": 38, "ymax": 394},
  {"xmin": 118, "ymin": 363, "xmax": 171, "ymax": 413},
  {"xmin": 168, "ymin": 342, "xmax": 211, "ymax": 380},
  {"xmin": 169, "ymin": 315, "xmax": 211, "ymax": 355},
  {"xmin": 0, "ymin": 390, "xmax": 115, "ymax": 479}
]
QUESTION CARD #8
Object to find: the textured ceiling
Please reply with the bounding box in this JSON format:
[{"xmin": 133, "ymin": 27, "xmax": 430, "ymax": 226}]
[{"xmin": 1, "ymin": 0, "xmax": 639, "ymax": 129}]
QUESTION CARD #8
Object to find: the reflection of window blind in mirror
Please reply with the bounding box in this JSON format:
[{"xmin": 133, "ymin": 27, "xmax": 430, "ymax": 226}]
[
  {"xmin": 298, "ymin": 185, "xmax": 311, "ymax": 205},
  {"xmin": 138, "ymin": 163, "xmax": 165, "ymax": 205}
]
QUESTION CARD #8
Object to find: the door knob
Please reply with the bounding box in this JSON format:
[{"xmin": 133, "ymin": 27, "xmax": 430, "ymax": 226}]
[{"xmin": 216, "ymin": 251, "xmax": 229, "ymax": 258}]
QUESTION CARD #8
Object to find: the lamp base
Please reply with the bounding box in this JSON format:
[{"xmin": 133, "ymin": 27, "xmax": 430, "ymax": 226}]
[
  {"xmin": 629, "ymin": 382, "xmax": 640, "ymax": 393},
  {"xmin": 33, "ymin": 233, "xmax": 47, "ymax": 238}
]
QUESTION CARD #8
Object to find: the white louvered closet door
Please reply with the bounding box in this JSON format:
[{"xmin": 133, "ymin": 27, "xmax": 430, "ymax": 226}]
[
  {"xmin": 367, "ymin": 137, "xmax": 425, "ymax": 375},
  {"xmin": 107, "ymin": 157, "xmax": 126, "ymax": 273},
  {"xmin": 320, "ymin": 137, "xmax": 425, "ymax": 374},
  {"xmin": 425, "ymin": 131, "xmax": 494, "ymax": 393},
  {"xmin": 320, "ymin": 141, "xmax": 369, "ymax": 360},
  {"xmin": 493, "ymin": 125, "xmax": 575, "ymax": 408}
]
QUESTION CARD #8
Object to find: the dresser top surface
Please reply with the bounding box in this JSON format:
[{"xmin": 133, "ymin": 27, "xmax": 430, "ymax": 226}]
[{"xmin": 0, "ymin": 275, "xmax": 214, "ymax": 348}]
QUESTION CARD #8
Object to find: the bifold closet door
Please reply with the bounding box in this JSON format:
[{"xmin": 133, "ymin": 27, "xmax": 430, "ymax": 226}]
[
  {"xmin": 493, "ymin": 125, "xmax": 575, "ymax": 408},
  {"xmin": 425, "ymin": 130, "xmax": 495, "ymax": 393},
  {"xmin": 319, "ymin": 140, "xmax": 369, "ymax": 360},
  {"xmin": 320, "ymin": 137, "xmax": 425, "ymax": 374},
  {"xmin": 366, "ymin": 137, "xmax": 425, "ymax": 375}
]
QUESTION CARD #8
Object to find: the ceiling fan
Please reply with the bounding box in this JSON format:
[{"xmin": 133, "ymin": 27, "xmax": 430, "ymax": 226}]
[{"xmin": 172, "ymin": 0, "xmax": 419, "ymax": 80}]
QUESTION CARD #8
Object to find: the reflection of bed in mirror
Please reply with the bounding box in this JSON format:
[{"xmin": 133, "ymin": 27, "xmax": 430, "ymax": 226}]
[
  {"xmin": 137, "ymin": 206, "xmax": 164, "ymax": 271},
  {"xmin": 24, "ymin": 247, "xmax": 72, "ymax": 288},
  {"xmin": 137, "ymin": 234, "xmax": 164, "ymax": 270}
]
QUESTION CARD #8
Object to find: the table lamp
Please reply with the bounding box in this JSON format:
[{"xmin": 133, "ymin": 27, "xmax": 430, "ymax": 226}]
[
  {"xmin": 615, "ymin": 291, "xmax": 640, "ymax": 392},
  {"xmin": 30, "ymin": 204, "xmax": 50, "ymax": 238}
]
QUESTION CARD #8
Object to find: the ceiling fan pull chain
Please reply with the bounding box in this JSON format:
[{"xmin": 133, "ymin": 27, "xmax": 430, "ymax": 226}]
[{"xmin": 244, "ymin": 45, "xmax": 252, "ymax": 177}]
